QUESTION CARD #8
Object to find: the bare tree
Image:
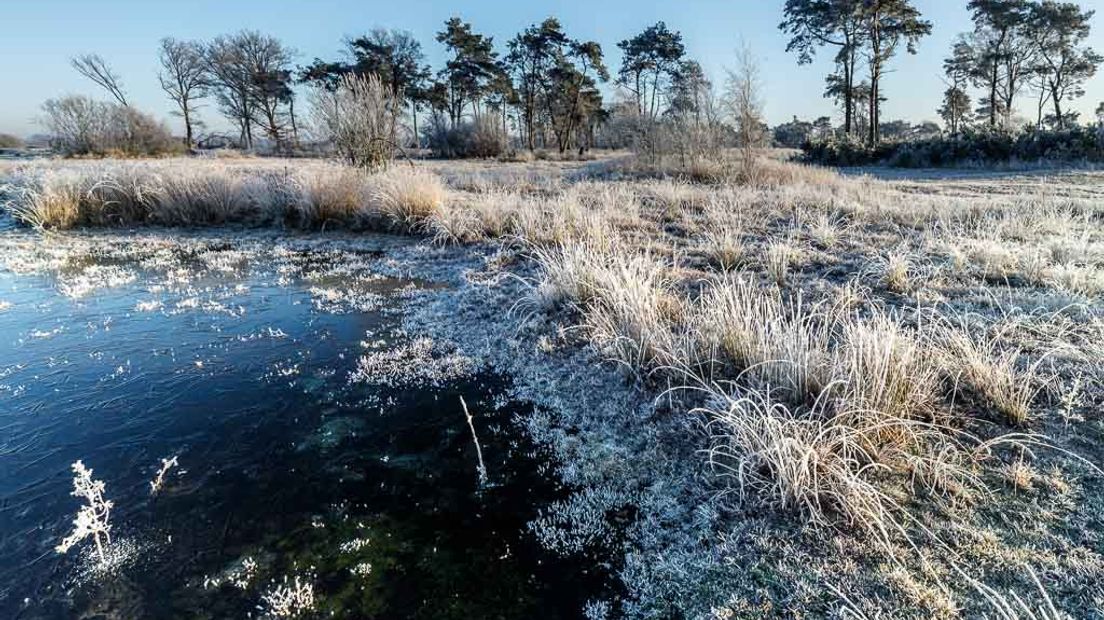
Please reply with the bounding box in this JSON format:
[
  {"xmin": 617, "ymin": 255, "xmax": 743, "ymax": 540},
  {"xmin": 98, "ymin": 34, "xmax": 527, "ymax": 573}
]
[
  {"xmin": 206, "ymin": 34, "xmax": 257, "ymax": 148},
  {"xmin": 71, "ymin": 54, "xmax": 129, "ymax": 106},
  {"xmin": 158, "ymin": 38, "xmax": 210, "ymax": 149},
  {"xmin": 243, "ymin": 35, "xmax": 297, "ymax": 152},
  {"xmin": 725, "ymin": 43, "xmax": 767, "ymax": 175},
  {"xmin": 206, "ymin": 31, "xmax": 296, "ymax": 151}
]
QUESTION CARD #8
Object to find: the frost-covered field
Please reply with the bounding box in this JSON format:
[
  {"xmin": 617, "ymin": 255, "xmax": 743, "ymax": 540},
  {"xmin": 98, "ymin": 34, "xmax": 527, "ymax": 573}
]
[{"xmin": 2, "ymin": 156, "xmax": 1103, "ymax": 618}]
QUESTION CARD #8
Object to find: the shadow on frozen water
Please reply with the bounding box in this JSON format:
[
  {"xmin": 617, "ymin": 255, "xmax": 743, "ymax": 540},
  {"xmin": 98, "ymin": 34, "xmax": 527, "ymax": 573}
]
[{"xmin": 0, "ymin": 227, "xmax": 613, "ymax": 619}]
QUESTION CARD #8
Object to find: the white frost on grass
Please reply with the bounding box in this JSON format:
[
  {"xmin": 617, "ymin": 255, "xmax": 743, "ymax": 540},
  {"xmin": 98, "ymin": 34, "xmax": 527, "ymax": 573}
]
[
  {"xmin": 529, "ymin": 483, "xmax": 634, "ymax": 555},
  {"xmin": 57, "ymin": 265, "xmax": 137, "ymax": 299},
  {"xmin": 257, "ymin": 574, "xmax": 316, "ymax": 619},
  {"xmin": 172, "ymin": 296, "xmax": 243, "ymax": 317},
  {"xmin": 348, "ymin": 337, "xmax": 474, "ymax": 387},
  {"xmin": 29, "ymin": 326, "xmax": 63, "ymax": 339},
  {"xmin": 148, "ymin": 456, "xmax": 179, "ymax": 495},
  {"xmin": 203, "ymin": 556, "xmax": 258, "ymax": 591},
  {"xmin": 134, "ymin": 299, "xmax": 162, "ymax": 312},
  {"xmin": 339, "ymin": 537, "xmax": 371, "ymax": 554},
  {"xmin": 65, "ymin": 535, "xmax": 148, "ymax": 589},
  {"xmin": 309, "ymin": 286, "xmax": 383, "ymax": 314}
]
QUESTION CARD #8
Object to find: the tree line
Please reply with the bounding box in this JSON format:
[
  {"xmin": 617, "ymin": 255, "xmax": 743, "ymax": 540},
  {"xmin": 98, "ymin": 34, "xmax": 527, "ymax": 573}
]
[
  {"xmin": 780, "ymin": 0, "xmax": 1100, "ymax": 144},
  {"xmin": 54, "ymin": 17, "xmax": 740, "ymax": 156},
  {"xmin": 52, "ymin": 2, "xmax": 1101, "ymax": 157},
  {"xmin": 940, "ymin": 0, "xmax": 1100, "ymax": 132}
]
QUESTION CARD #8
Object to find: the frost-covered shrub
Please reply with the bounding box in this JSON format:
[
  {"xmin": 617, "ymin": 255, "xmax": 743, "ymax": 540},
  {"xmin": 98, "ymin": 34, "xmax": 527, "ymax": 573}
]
[
  {"xmin": 307, "ymin": 74, "xmax": 397, "ymax": 171},
  {"xmin": 56, "ymin": 460, "xmax": 113, "ymax": 562},
  {"xmin": 425, "ymin": 116, "xmax": 507, "ymax": 159},
  {"xmin": 41, "ymin": 96, "xmax": 182, "ymax": 157},
  {"xmin": 801, "ymin": 126, "xmax": 1104, "ymax": 168}
]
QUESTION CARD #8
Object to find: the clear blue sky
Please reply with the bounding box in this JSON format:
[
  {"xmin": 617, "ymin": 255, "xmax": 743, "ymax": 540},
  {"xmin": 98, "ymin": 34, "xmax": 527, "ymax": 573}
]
[{"xmin": 1, "ymin": 0, "xmax": 1102, "ymax": 137}]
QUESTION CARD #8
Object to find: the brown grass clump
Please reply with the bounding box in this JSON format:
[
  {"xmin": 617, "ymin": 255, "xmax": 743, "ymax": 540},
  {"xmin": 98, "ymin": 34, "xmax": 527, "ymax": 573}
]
[
  {"xmin": 936, "ymin": 321, "xmax": 1047, "ymax": 425},
  {"xmin": 583, "ymin": 252, "xmax": 682, "ymax": 371},
  {"xmin": 834, "ymin": 311, "xmax": 941, "ymax": 425},
  {"xmin": 2, "ymin": 159, "xmax": 449, "ymax": 234},
  {"xmin": 691, "ymin": 274, "xmax": 831, "ymax": 400},
  {"xmin": 697, "ymin": 381, "xmax": 992, "ymax": 546},
  {"xmin": 1002, "ymin": 458, "xmax": 1037, "ymax": 492},
  {"xmin": 160, "ymin": 167, "xmax": 265, "ymax": 225},
  {"xmin": 526, "ymin": 240, "xmax": 679, "ymax": 372},
  {"xmin": 738, "ymin": 157, "xmax": 844, "ymax": 189},
  {"xmin": 701, "ymin": 223, "xmax": 746, "ymax": 271},
  {"xmin": 876, "ymin": 250, "xmax": 914, "ymax": 294},
  {"xmin": 1045, "ymin": 263, "xmax": 1104, "ymax": 298},
  {"xmin": 807, "ymin": 211, "xmax": 846, "ymax": 249},
  {"xmin": 702, "ymin": 386, "xmax": 901, "ymax": 537},
  {"xmin": 687, "ymin": 158, "xmax": 727, "ymax": 183},
  {"xmin": 525, "ymin": 241, "xmax": 611, "ymax": 310},
  {"xmin": 765, "ymin": 240, "xmax": 796, "ymax": 287},
  {"xmin": 4, "ymin": 170, "xmax": 85, "ymax": 229},
  {"xmin": 373, "ymin": 167, "xmax": 447, "ymax": 232},
  {"xmin": 836, "ymin": 563, "xmax": 1075, "ymax": 619},
  {"xmin": 285, "ymin": 165, "xmax": 371, "ymax": 228}
]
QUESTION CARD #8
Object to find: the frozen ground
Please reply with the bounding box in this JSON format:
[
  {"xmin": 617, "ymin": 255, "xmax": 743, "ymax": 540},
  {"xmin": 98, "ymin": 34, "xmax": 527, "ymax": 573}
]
[{"xmin": 2, "ymin": 155, "xmax": 1102, "ymax": 618}]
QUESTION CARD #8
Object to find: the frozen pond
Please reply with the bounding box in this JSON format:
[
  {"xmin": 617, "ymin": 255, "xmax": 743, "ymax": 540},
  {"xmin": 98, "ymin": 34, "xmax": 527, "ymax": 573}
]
[{"xmin": 0, "ymin": 224, "xmax": 610, "ymax": 618}]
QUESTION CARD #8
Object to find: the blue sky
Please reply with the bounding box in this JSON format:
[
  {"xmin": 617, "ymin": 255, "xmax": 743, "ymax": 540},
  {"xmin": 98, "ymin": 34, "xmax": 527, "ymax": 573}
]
[{"xmin": 1, "ymin": 0, "xmax": 1102, "ymax": 137}]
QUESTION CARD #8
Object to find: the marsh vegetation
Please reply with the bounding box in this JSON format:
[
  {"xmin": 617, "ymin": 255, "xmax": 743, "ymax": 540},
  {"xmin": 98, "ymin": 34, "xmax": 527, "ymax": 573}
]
[
  {"xmin": 3, "ymin": 1, "xmax": 1103, "ymax": 617},
  {"xmin": 2, "ymin": 151, "xmax": 1102, "ymax": 617}
]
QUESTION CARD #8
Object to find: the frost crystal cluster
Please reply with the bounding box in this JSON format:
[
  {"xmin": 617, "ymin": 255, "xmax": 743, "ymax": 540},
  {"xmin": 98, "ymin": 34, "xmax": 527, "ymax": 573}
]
[
  {"xmin": 258, "ymin": 574, "xmax": 316, "ymax": 618},
  {"xmin": 55, "ymin": 460, "xmax": 113, "ymax": 561}
]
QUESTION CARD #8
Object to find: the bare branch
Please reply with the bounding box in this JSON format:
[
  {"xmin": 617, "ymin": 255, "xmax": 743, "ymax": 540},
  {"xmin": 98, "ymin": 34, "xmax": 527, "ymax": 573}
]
[{"xmin": 71, "ymin": 53, "xmax": 129, "ymax": 106}]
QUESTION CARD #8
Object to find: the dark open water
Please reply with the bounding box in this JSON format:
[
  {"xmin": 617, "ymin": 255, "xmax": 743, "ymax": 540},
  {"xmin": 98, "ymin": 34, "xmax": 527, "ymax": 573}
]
[{"xmin": 0, "ymin": 226, "xmax": 611, "ymax": 619}]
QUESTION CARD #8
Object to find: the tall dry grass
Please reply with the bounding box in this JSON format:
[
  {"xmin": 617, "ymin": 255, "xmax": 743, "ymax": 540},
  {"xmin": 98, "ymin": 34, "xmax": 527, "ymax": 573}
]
[
  {"xmin": 1, "ymin": 159, "xmax": 447, "ymax": 233},
  {"xmin": 524, "ymin": 233, "xmax": 1091, "ymax": 553},
  {"xmin": 3, "ymin": 153, "xmax": 1100, "ymax": 614},
  {"xmin": 5, "ymin": 156, "xmax": 1098, "ymax": 549}
]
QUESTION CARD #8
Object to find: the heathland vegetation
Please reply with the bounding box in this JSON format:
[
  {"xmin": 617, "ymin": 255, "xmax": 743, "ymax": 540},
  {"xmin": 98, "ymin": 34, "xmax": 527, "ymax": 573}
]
[
  {"xmin": 2, "ymin": 1, "xmax": 1104, "ymax": 618},
  {"xmin": 3, "ymin": 154, "xmax": 1103, "ymax": 616}
]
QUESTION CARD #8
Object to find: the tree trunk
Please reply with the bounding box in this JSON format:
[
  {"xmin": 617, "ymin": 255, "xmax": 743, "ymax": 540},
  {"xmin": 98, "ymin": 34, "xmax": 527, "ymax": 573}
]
[
  {"xmin": 1036, "ymin": 88, "xmax": 1045, "ymax": 129},
  {"xmin": 183, "ymin": 105, "xmax": 193, "ymax": 149},
  {"xmin": 868, "ymin": 79, "xmax": 876, "ymax": 144},
  {"xmin": 635, "ymin": 73, "xmax": 643, "ymax": 116},
  {"xmin": 989, "ymin": 58, "xmax": 999, "ymax": 128},
  {"xmin": 867, "ymin": 16, "xmax": 881, "ymax": 145},
  {"xmin": 844, "ymin": 42, "xmax": 855, "ymax": 136},
  {"xmin": 528, "ymin": 102, "xmax": 535, "ymax": 150},
  {"xmin": 1051, "ymin": 85, "xmax": 1063, "ymax": 129},
  {"xmin": 644, "ymin": 69, "xmax": 653, "ymax": 120},
  {"xmin": 843, "ymin": 64, "xmax": 853, "ymax": 136},
  {"xmin": 867, "ymin": 59, "xmax": 878, "ymax": 145},
  {"xmin": 289, "ymin": 98, "xmax": 299, "ymax": 147}
]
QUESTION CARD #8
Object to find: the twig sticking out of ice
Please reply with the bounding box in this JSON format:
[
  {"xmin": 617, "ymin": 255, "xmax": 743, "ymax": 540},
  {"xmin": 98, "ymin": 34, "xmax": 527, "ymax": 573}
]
[
  {"xmin": 460, "ymin": 396, "xmax": 488, "ymax": 488},
  {"xmin": 149, "ymin": 456, "xmax": 179, "ymax": 495}
]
